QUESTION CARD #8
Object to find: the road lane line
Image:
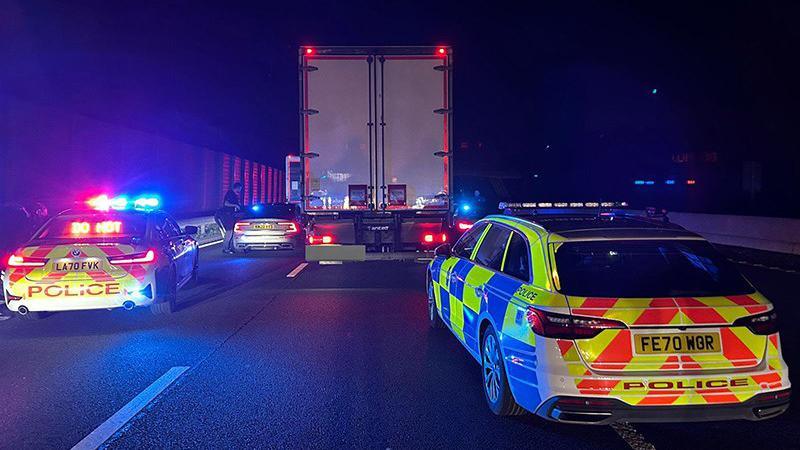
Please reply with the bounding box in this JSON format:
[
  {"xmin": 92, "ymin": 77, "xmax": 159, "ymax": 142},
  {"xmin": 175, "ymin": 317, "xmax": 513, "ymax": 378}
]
[
  {"xmin": 72, "ymin": 366, "xmax": 189, "ymax": 450},
  {"xmin": 199, "ymin": 239, "xmax": 223, "ymax": 249},
  {"xmin": 611, "ymin": 422, "xmax": 656, "ymax": 450},
  {"xmin": 286, "ymin": 262, "xmax": 309, "ymax": 278}
]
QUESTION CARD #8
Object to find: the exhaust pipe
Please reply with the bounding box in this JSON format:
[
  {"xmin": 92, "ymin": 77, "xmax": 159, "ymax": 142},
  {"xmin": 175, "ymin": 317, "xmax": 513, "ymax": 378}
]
[
  {"xmin": 17, "ymin": 305, "xmax": 29, "ymax": 316},
  {"xmin": 122, "ymin": 301, "xmax": 136, "ymax": 311}
]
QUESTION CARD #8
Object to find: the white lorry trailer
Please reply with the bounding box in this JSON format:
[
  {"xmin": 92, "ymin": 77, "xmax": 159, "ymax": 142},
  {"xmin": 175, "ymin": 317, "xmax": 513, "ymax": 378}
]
[{"xmin": 295, "ymin": 46, "xmax": 453, "ymax": 251}]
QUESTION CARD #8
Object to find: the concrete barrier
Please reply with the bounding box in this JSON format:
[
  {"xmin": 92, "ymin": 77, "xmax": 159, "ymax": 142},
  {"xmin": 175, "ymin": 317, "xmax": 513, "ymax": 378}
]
[
  {"xmin": 667, "ymin": 212, "xmax": 800, "ymax": 255},
  {"xmin": 177, "ymin": 216, "xmax": 222, "ymax": 246}
]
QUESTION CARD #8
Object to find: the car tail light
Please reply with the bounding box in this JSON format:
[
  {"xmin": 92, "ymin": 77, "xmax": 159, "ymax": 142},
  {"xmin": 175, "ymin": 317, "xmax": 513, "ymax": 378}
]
[
  {"xmin": 422, "ymin": 233, "xmax": 447, "ymax": 244},
  {"xmin": 308, "ymin": 235, "xmax": 333, "ymax": 245},
  {"xmin": 279, "ymin": 222, "xmax": 300, "ymax": 234},
  {"xmin": 526, "ymin": 307, "xmax": 626, "ymax": 339},
  {"xmin": 733, "ymin": 310, "xmax": 778, "ymax": 335},
  {"xmin": 108, "ymin": 250, "xmax": 156, "ymax": 265},
  {"xmin": 7, "ymin": 254, "xmax": 48, "ymax": 267},
  {"xmin": 456, "ymin": 221, "xmax": 473, "ymax": 231},
  {"xmin": 234, "ymin": 222, "xmax": 250, "ymax": 232}
]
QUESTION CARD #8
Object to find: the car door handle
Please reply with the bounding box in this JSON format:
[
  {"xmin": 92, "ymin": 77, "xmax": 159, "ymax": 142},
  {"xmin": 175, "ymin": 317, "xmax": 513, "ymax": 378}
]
[{"xmin": 473, "ymin": 285, "xmax": 486, "ymax": 298}]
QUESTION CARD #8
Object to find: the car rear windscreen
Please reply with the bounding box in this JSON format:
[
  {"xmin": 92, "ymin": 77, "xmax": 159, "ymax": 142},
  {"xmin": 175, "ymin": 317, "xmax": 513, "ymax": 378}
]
[
  {"xmin": 35, "ymin": 214, "xmax": 147, "ymax": 240},
  {"xmin": 554, "ymin": 240, "xmax": 754, "ymax": 298},
  {"xmin": 246, "ymin": 204, "xmax": 296, "ymax": 220}
]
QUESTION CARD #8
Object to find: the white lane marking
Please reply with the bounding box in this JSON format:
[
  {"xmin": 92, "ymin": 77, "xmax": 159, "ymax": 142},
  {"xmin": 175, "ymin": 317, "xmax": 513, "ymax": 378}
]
[
  {"xmin": 611, "ymin": 422, "xmax": 656, "ymax": 450},
  {"xmin": 72, "ymin": 366, "xmax": 189, "ymax": 450},
  {"xmin": 286, "ymin": 262, "xmax": 309, "ymax": 278},
  {"xmin": 319, "ymin": 260, "xmax": 343, "ymax": 265},
  {"xmin": 199, "ymin": 239, "xmax": 223, "ymax": 249}
]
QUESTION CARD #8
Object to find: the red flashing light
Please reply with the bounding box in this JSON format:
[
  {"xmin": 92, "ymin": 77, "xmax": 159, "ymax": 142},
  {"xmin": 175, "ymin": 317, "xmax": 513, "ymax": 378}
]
[
  {"xmin": 308, "ymin": 235, "xmax": 333, "ymax": 245},
  {"xmin": 686, "ymin": 179, "xmax": 697, "ymax": 185}
]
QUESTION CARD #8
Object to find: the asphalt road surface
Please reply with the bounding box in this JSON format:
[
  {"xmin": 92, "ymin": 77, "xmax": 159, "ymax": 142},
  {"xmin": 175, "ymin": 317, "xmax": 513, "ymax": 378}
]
[{"xmin": 0, "ymin": 246, "xmax": 797, "ymax": 449}]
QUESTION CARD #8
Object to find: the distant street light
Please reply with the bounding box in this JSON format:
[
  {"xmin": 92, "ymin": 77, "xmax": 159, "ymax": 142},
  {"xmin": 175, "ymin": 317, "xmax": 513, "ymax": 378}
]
[{"xmin": 651, "ymin": 88, "xmax": 658, "ymax": 94}]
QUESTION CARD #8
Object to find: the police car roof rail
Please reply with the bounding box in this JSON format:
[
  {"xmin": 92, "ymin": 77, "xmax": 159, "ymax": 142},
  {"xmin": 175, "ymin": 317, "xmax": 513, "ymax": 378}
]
[{"xmin": 498, "ymin": 201, "xmax": 630, "ymax": 218}]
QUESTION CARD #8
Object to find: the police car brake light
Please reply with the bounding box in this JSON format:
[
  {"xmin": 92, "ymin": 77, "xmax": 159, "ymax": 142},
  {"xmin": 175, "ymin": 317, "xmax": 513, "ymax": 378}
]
[
  {"xmin": 526, "ymin": 307, "xmax": 626, "ymax": 339},
  {"xmin": 732, "ymin": 310, "xmax": 778, "ymax": 336},
  {"xmin": 7, "ymin": 254, "xmax": 48, "ymax": 267},
  {"xmin": 108, "ymin": 249, "xmax": 156, "ymax": 264}
]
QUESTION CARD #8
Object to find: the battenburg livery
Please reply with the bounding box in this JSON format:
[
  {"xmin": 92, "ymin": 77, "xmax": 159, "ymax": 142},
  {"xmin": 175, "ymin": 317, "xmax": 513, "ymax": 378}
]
[
  {"xmin": 2, "ymin": 195, "xmax": 199, "ymax": 318},
  {"xmin": 426, "ymin": 202, "xmax": 790, "ymax": 423}
]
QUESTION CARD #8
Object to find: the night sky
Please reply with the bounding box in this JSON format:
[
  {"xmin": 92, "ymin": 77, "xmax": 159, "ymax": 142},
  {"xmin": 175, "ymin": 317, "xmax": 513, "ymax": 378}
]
[{"xmin": 2, "ymin": 0, "xmax": 798, "ymax": 215}]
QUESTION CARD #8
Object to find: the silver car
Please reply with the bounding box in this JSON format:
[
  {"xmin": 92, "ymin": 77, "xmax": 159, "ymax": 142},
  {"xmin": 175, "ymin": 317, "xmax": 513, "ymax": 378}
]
[{"xmin": 232, "ymin": 203, "xmax": 304, "ymax": 252}]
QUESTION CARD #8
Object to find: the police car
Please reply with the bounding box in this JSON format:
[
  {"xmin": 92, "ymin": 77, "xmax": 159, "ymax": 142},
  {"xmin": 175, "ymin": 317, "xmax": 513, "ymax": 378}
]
[
  {"xmin": 2, "ymin": 195, "xmax": 199, "ymax": 318},
  {"xmin": 426, "ymin": 202, "xmax": 790, "ymax": 423}
]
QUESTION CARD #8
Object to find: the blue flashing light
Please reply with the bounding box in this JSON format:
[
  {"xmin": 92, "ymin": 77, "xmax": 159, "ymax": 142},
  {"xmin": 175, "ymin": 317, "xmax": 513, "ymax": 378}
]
[
  {"xmin": 461, "ymin": 203, "xmax": 472, "ymax": 212},
  {"xmin": 651, "ymin": 88, "xmax": 658, "ymax": 94},
  {"xmin": 665, "ymin": 179, "xmax": 676, "ymax": 185},
  {"xmin": 645, "ymin": 180, "xmax": 655, "ymax": 185},
  {"xmin": 634, "ymin": 180, "xmax": 645, "ymax": 185},
  {"xmin": 251, "ymin": 204, "xmax": 262, "ymax": 212},
  {"xmin": 133, "ymin": 196, "xmax": 160, "ymax": 210}
]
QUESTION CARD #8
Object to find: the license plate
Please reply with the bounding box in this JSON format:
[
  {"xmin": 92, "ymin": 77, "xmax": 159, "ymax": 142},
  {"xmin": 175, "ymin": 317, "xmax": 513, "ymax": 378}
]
[
  {"xmin": 52, "ymin": 260, "xmax": 101, "ymax": 272},
  {"xmin": 634, "ymin": 333, "xmax": 721, "ymax": 354},
  {"xmin": 252, "ymin": 224, "xmax": 275, "ymax": 230}
]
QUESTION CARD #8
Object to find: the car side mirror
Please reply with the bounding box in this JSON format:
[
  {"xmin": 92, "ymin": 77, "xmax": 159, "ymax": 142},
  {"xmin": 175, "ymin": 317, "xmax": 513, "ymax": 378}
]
[
  {"xmin": 183, "ymin": 225, "xmax": 199, "ymax": 235},
  {"xmin": 434, "ymin": 243, "xmax": 451, "ymax": 257}
]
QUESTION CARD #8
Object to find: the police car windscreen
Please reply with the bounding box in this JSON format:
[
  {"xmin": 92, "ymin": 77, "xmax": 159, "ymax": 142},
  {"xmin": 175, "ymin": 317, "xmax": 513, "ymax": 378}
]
[
  {"xmin": 35, "ymin": 214, "xmax": 147, "ymax": 240},
  {"xmin": 247, "ymin": 204, "xmax": 295, "ymax": 220},
  {"xmin": 554, "ymin": 240, "xmax": 755, "ymax": 298}
]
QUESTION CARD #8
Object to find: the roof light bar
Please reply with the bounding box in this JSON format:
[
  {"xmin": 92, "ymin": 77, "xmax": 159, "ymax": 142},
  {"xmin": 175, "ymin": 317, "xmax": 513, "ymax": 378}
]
[{"xmin": 499, "ymin": 201, "xmax": 629, "ymax": 210}]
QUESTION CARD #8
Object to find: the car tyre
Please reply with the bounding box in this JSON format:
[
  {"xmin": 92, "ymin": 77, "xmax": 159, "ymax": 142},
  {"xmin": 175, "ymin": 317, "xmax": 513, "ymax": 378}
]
[
  {"xmin": 151, "ymin": 267, "xmax": 177, "ymax": 315},
  {"xmin": 481, "ymin": 324, "xmax": 525, "ymax": 416},
  {"xmin": 427, "ymin": 276, "xmax": 445, "ymax": 329},
  {"xmin": 18, "ymin": 311, "xmax": 46, "ymax": 320},
  {"xmin": 187, "ymin": 256, "xmax": 199, "ymax": 287}
]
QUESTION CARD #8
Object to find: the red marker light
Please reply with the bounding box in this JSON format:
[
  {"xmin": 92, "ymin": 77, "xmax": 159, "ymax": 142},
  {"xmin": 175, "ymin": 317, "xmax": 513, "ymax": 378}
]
[
  {"xmin": 305, "ymin": 48, "xmax": 314, "ymax": 55},
  {"xmin": 308, "ymin": 235, "xmax": 333, "ymax": 245},
  {"xmin": 437, "ymin": 48, "xmax": 446, "ymax": 55},
  {"xmin": 456, "ymin": 221, "xmax": 473, "ymax": 231}
]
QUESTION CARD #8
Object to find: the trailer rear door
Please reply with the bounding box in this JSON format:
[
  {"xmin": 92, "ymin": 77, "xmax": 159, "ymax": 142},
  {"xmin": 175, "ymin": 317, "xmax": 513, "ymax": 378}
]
[{"xmin": 301, "ymin": 47, "xmax": 451, "ymax": 212}]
